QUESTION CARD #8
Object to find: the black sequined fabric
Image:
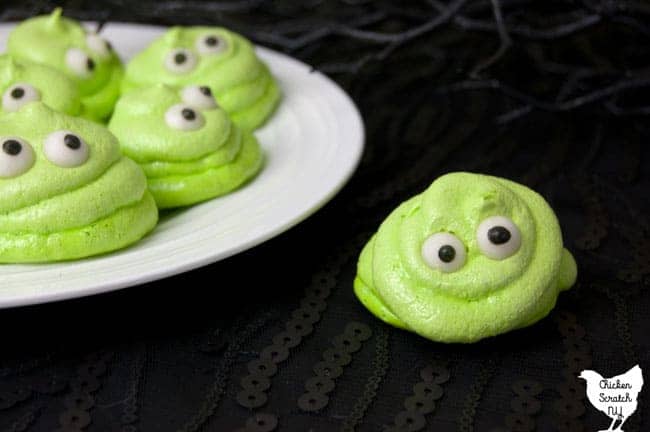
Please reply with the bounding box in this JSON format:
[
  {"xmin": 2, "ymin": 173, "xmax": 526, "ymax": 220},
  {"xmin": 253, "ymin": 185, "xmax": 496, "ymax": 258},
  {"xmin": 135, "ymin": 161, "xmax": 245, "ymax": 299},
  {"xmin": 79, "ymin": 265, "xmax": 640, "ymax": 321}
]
[{"xmin": 1, "ymin": 1, "xmax": 650, "ymax": 431}]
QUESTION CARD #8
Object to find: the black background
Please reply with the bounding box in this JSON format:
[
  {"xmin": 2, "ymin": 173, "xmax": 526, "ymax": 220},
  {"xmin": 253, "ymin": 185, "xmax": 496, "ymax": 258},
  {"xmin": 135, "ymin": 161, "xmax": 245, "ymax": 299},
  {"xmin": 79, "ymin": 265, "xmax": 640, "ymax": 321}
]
[{"xmin": 1, "ymin": 1, "xmax": 649, "ymax": 431}]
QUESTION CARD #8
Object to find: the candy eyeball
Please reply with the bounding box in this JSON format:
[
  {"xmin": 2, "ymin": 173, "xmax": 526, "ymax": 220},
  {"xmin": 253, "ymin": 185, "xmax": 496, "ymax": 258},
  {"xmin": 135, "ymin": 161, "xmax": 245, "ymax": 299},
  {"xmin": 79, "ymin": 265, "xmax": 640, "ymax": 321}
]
[
  {"xmin": 477, "ymin": 215, "xmax": 522, "ymax": 260},
  {"xmin": 164, "ymin": 48, "xmax": 197, "ymax": 74},
  {"xmin": 421, "ymin": 232, "xmax": 467, "ymax": 273},
  {"xmin": 196, "ymin": 34, "xmax": 227, "ymax": 55},
  {"xmin": 0, "ymin": 137, "xmax": 35, "ymax": 178},
  {"xmin": 86, "ymin": 32, "xmax": 112, "ymax": 58},
  {"xmin": 2, "ymin": 83, "xmax": 41, "ymax": 112},
  {"xmin": 43, "ymin": 131, "xmax": 90, "ymax": 168},
  {"xmin": 165, "ymin": 104, "xmax": 205, "ymax": 131},
  {"xmin": 181, "ymin": 85, "xmax": 218, "ymax": 110},
  {"xmin": 65, "ymin": 47, "xmax": 95, "ymax": 78}
]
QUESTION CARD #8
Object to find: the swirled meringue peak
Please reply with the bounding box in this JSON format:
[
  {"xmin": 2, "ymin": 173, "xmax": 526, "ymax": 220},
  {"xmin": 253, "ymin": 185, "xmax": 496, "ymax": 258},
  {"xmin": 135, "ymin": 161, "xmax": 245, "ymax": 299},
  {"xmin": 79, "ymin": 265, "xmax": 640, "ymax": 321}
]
[
  {"xmin": 121, "ymin": 26, "xmax": 280, "ymax": 130},
  {"xmin": 354, "ymin": 172, "xmax": 577, "ymax": 343},
  {"xmin": 6, "ymin": 8, "xmax": 124, "ymax": 122},
  {"xmin": 0, "ymin": 102, "xmax": 158, "ymax": 263},
  {"xmin": 0, "ymin": 55, "xmax": 82, "ymax": 116},
  {"xmin": 108, "ymin": 84, "xmax": 263, "ymax": 209}
]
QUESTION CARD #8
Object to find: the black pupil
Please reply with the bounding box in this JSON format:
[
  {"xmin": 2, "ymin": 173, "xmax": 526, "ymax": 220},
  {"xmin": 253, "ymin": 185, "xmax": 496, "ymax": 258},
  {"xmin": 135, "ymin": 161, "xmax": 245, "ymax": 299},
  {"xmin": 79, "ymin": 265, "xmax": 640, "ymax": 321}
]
[
  {"xmin": 488, "ymin": 226, "xmax": 511, "ymax": 244},
  {"xmin": 2, "ymin": 139, "xmax": 22, "ymax": 155},
  {"xmin": 174, "ymin": 52, "xmax": 187, "ymax": 64},
  {"xmin": 64, "ymin": 134, "xmax": 82, "ymax": 150},
  {"xmin": 205, "ymin": 36, "xmax": 218, "ymax": 46},
  {"xmin": 11, "ymin": 87, "xmax": 25, "ymax": 99},
  {"xmin": 86, "ymin": 58, "xmax": 95, "ymax": 71},
  {"xmin": 199, "ymin": 86, "xmax": 212, "ymax": 96},
  {"xmin": 438, "ymin": 245, "xmax": 456, "ymax": 263},
  {"xmin": 182, "ymin": 108, "xmax": 196, "ymax": 121}
]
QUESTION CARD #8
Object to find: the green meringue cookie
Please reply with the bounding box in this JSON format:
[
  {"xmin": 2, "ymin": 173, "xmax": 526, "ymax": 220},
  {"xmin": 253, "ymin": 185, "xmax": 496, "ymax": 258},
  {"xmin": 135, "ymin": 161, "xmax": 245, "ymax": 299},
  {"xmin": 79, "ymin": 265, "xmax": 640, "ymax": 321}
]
[
  {"xmin": 7, "ymin": 8, "xmax": 124, "ymax": 122},
  {"xmin": 354, "ymin": 172, "xmax": 577, "ymax": 343},
  {"xmin": 0, "ymin": 103, "xmax": 158, "ymax": 263},
  {"xmin": 108, "ymin": 84, "xmax": 263, "ymax": 209},
  {"xmin": 0, "ymin": 55, "xmax": 81, "ymax": 116},
  {"xmin": 121, "ymin": 26, "xmax": 280, "ymax": 130}
]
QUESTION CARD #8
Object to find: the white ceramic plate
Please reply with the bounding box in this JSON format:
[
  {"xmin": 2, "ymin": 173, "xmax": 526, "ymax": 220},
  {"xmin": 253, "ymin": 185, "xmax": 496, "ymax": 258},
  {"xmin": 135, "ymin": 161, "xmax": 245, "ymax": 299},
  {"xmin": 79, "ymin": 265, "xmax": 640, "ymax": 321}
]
[{"xmin": 0, "ymin": 22, "xmax": 364, "ymax": 308}]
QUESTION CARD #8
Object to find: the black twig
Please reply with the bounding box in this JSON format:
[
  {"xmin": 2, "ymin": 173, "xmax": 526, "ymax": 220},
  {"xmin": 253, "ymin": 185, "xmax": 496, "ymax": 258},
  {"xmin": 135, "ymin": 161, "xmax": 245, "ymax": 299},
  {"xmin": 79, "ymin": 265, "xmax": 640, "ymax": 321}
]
[
  {"xmin": 470, "ymin": 0, "xmax": 512, "ymax": 77},
  {"xmin": 438, "ymin": 77, "xmax": 650, "ymax": 123},
  {"xmin": 450, "ymin": 13, "xmax": 601, "ymax": 40}
]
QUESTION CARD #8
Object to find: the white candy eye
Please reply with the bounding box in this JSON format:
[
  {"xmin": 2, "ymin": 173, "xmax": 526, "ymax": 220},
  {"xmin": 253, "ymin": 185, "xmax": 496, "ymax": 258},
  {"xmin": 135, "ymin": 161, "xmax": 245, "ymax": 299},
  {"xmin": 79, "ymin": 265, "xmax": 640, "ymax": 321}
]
[
  {"xmin": 477, "ymin": 216, "xmax": 522, "ymax": 260},
  {"xmin": 43, "ymin": 131, "xmax": 89, "ymax": 168},
  {"xmin": 421, "ymin": 232, "xmax": 467, "ymax": 273},
  {"xmin": 196, "ymin": 34, "xmax": 227, "ymax": 55},
  {"xmin": 65, "ymin": 47, "xmax": 95, "ymax": 78},
  {"xmin": 165, "ymin": 104, "xmax": 205, "ymax": 131},
  {"xmin": 2, "ymin": 83, "xmax": 41, "ymax": 112},
  {"xmin": 180, "ymin": 85, "xmax": 217, "ymax": 110},
  {"xmin": 164, "ymin": 48, "xmax": 197, "ymax": 74},
  {"xmin": 86, "ymin": 33, "xmax": 112, "ymax": 58},
  {"xmin": 0, "ymin": 137, "xmax": 35, "ymax": 178}
]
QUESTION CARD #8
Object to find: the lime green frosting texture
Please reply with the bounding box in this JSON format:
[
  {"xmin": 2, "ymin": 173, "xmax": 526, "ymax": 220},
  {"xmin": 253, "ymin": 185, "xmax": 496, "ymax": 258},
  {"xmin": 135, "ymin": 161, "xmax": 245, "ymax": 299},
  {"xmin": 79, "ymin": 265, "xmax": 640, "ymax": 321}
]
[
  {"xmin": 0, "ymin": 55, "xmax": 81, "ymax": 116},
  {"xmin": 108, "ymin": 85, "xmax": 263, "ymax": 209},
  {"xmin": 6, "ymin": 9, "xmax": 124, "ymax": 122},
  {"xmin": 354, "ymin": 172, "xmax": 577, "ymax": 343},
  {"xmin": 0, "ymin": 103, "xmax": 158, "ymax": 263},
  {"xmin": 121, "ymin": 26, "xmax": 280, "ymax": 130}
]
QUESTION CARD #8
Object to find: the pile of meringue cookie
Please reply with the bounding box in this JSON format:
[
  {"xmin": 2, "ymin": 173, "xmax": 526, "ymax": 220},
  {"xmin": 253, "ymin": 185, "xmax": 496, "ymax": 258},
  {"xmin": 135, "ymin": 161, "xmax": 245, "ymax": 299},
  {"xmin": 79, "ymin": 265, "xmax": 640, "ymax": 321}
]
[{"xmin": 0, "ymin": 8, "xmax": 280, "ymax": 263}]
